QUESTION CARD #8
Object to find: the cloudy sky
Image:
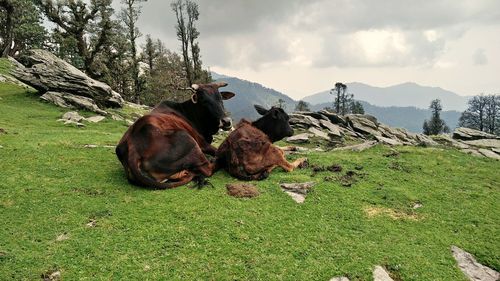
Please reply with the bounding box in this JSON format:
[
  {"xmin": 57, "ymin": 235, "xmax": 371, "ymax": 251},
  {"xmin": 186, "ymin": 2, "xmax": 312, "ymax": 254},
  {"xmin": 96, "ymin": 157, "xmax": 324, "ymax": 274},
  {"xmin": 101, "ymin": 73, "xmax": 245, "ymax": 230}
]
[{"xmin": 115, "ymin": 0, "xmax": 500, "ymax": 99}]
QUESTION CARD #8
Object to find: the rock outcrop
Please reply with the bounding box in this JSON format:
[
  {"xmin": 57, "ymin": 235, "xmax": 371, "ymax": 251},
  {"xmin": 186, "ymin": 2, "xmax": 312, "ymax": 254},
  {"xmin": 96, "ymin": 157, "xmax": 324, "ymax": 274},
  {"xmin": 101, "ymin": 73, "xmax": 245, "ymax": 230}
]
[
  {"xmin": 287, "ymin": 110, "xmax": 437, "ymax": 148},
  {"xmin": 9, "ymin": 49, "xmax": 124, "ymax": 113},
  {"xmin": 433, "ymin": 127, "xmax": 500, "ymax": 160}
]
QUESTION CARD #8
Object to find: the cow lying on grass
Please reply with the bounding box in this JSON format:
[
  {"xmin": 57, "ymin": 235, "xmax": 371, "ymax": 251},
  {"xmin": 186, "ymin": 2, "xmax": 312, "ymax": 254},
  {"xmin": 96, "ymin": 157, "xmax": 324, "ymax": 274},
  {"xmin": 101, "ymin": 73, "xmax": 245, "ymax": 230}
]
[
  {"xmin": 116, "ymin": 82, "xmax": 235, "ymax": 189},
  {"xmin": 216, "ymin": 105, "xmax": 308, "ymax": 180}
]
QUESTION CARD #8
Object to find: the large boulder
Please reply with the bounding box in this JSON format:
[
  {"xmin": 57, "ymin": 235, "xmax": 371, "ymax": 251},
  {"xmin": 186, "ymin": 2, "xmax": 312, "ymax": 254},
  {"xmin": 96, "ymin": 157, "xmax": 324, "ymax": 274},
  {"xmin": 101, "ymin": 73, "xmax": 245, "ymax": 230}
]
[
  {"xmin": 41, "ymin": 91, "xmax": 108, "ymax": 115},
  {"xmin": 10, "ymin": 49, "xmax": 124, "ymax": 110},
  {"xmin": 318, "ymin": 110, "xmax": 347, "ymax": 125},
  {"xmin": 289, "ymin": 113, "xmax": 321, "ymax": 129},
  {"xmin": 453, "ymin": 127, "xmax": 499, "ymax": 141},
  {"xmin": 346, "ymin": 114, "xmax": 381, "ymax": 137}
]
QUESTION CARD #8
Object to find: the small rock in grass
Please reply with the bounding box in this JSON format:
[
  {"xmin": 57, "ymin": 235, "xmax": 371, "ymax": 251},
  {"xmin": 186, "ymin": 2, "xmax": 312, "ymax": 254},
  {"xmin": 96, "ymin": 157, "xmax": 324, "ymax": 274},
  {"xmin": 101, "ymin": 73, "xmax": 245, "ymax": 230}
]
[
  {"xmin": 226, "ymin": 183, "xmax": 260, "ymax": 198},
  {"xmin": 83, "ymin": 144, "xmax": 98, "ymax": 148},
  {"xmin": 280, "ymin": 182, "xmax": 315, "ymax": 203},
  {"xmin": 373, "ymin": 265, "xmax": 394, "ymax": 281},
  {"xmin": 41, "ymin": 270, "xmax": 61, "ymax": 281},
  {"xmin": 55, "ymin": 233, "xmax": 69, "ymax": 242},
  {"xmin": 0, "ymin": 128, "xmax": 6, "ymax": 134},
  {"xmin": 413, "ymin": 202, "xmax": 423, "ymax": 209},
  {"xmin": 86, "ymin": 115, "xmax": 105, "ymax": 123},
  {"xmin": 451, "ymin": 245, "xmax": 500, "ymax": 281},
  {"xmin": 60, "ymin": 111, "xmax": 85, "ymax": 122},
  {"xmin": 86, "ymin": 219, "xmax": 97, "ymax": 227}
]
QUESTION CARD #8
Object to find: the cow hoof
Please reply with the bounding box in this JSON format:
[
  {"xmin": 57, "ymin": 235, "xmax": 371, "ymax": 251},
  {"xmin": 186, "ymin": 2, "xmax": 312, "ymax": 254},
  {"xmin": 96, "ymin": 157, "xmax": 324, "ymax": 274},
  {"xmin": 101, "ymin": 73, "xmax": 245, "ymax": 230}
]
[{"xmin": 298, "ymin": 158, "xmax": 309, "ymax": 169}]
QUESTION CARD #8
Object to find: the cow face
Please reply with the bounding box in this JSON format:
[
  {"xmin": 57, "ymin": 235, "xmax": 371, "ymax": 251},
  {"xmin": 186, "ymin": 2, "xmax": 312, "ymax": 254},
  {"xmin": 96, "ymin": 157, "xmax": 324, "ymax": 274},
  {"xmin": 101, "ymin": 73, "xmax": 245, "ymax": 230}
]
[
  {"xmin": 192, "ymin": 83, "xmax": 235, "ymax": 131},
  {"xmin": 254, "ymin": 105, "xmax": 294, "ymax": 142}
]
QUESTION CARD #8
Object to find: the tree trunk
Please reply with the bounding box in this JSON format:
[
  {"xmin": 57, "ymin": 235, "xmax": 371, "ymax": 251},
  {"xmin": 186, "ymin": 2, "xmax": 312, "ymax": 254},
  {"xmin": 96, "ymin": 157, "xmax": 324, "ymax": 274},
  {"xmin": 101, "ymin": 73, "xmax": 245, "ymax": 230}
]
[{"xmin": 1, "ymin": 0, "xmax": 14, "ymax": 57}]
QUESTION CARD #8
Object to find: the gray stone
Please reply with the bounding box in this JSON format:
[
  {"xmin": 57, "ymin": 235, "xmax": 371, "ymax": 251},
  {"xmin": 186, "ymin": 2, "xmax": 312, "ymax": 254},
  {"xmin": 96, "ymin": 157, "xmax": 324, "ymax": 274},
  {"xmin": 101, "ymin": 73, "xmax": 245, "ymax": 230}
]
[
  {"xmin": 60, "ymin": 111, "xmax": 85, "ymax": 123},
  {"xmin": 453, "ymin": 127, "xmax": 499, "ymax": 141},
  {"xmin": 11, "ymin": 49, "xmax": 124, "ymax": 108},
  {"xmin": 492, "ymin": 148, "xmax": 500, "ymax": 154},
  {"xmin": 373, "ymin": 266, "xmax": 394, "ymax": 281},
  {"xmin": 478, "ymin": 149, "xmax": 500, "ymax": 160},
  {"xmin": 318, "ymin": 110, "xmax": 347, "ymax": 125},
  {"xmin": 451, "ymin": 245, "xmax": 500, "ymax": 281},
  {"xmin": 286, "ymin": 133, "xmax": 311, "ymax": 143},
  {"xmin": 86, "ymin": 115, "xmax": 105, "ymax": 123},
  {"xmin": 346, "ymin": 114, "xmax": 381, "ymax": 136},
  {"xmin": 333, "ymin": 141, "xmax": 378, "ymax": 152},
  {"xmin": 375, "ymin": 135, "xmax": 403, "ymax": 146},
  {"xmin": 461, "ymin": 149, "xmax": 484, "ymax": 157},
  {"xmin": 41, "ymin": 91, "xmax": 108, "ymax": 115},
  {"xmin": 111, "ymin": 114, "xmax": 125, "ymax": 121},
  {"xmin": 432, "ymin": 134, "xmax": 471, "ymax": 149},
  {"xmin": 415, "ymin": 134, "xmax": 439, "ymax": 147},
  {"xmin": 339, "ymin": 127, "xmax": 360, "ymax": 139},
  {"xmin": 289, "ymin": 113, "xmax": 321, "ymax": 129},
  {"xmin": 463, "ymin": 139, "xmax": 500, "ymax": 149},
  {"xmin": 280, "ymin": 182, "xmax": 315, "ymax": 203},
  {"xmin": 295, "ymin": 111, "xmax": 329, "ymax": 121},
  {"xmin": 308, "ymin": 127, "xmax": 330, "ymax": 140},
  {"xmin": 319, "ymin": 119, "xmax": 342, "ymax": 137}
]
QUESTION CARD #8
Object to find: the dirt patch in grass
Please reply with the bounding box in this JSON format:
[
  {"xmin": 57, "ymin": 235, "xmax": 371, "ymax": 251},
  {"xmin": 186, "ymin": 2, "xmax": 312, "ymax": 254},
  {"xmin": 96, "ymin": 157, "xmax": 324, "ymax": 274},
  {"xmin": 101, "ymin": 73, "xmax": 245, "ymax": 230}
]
[
  {"xmin": 311, "ymin": 163, "xmax": 343, "ymax": 175},
  {"xmin": 364, "ymin": 206, "xmax": 420, "ymax": 221},
  {"xmin": 226, "ymin": 183, "xmax": 260, "ymax": 198}
]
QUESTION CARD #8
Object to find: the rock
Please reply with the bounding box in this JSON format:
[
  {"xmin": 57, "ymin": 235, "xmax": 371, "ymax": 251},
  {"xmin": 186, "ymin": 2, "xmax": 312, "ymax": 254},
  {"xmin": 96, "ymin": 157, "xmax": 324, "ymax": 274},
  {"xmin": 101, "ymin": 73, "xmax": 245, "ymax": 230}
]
[
  {"xmin": 415, "ymin": 133, "xmax": 439, "ymax": 147},
  {"xmin": 289, "ymin": 113, "xmax": 321, "ymax": 129},
  {"xmin": 280, "ymin": 182, "xmax": 315, "ymax": 203},
  {"xmin": 451, "ymin": 245, "xmax": 500, "ymax": 281},
  {"xmin": 492, "ymin": 148, "xmax": 500, "ymax": 154},
  {"xmin": 63, "ymin": 120, "xmax": 85, "ymax": 127},
  {"xmin": 41, "ymin": 270, "xmax": 61, "ymax": 281},
  {"xmin": 329, "ymin": 277, "xmax": 350, "ymax": 281},
  {"xmin": 375, "ymin": 135, "xmax": 402, "ymax": 146},
  {"xmin": 226, "ymin": 183, "xmax": 260, "ymax": 198},
  {"xmin": 125, "ymin": 119, "xmax": 134, "ymax": 126},
  {"xmin": 463, "ymin": 139, "xmax": 500, "ymax": 149},
  {"xmin": 83, "ymin": 144, "xmax": 98, "ymax": 148},
  {"xmin": 295, "ymin": 111, "xmax": 329, "ymax": 121},
  {"xmin": 478, "ymin": 149, "xmax": 500, "ymax": 160},
  {"xmin": 111, "ymin": 114, "xmax": 124, "ymax": 121},
  {"xmin": 339, "ymin": 127, "xmax": 360, "ymax": 139},
  {"xmin": 0, "ymin": 73, "xmax": 30, "ymax": 88},
  {"xmin": 461, "ymin": 149, "xmax": 484, "ymax": 157},
  {"xmin": 333, "ymin": 141, "xmax": 378, "ymax": 152},
  {"xmin": 41, "ymin": 91, "xmax": 108, "ymax": 115},
  {"xmin": 308, "ymin": 127, "xmax": 330, "ymax": 140},
  {"xmin": 60, "ymin": 111, "xmax": 85, "ymax": 123},
  {"xmin": 432, "ymin": 134, "xmax": 471, "ymax": 149},
  {"xmin": 318, "ymin": 110, "xmax": 347, "ymax": 125},
  {"xmin": 453, "ymin": 127, "xmax": 499, "ymax": 141},
  {"xmin": 373, "ymin": 266, "xmax": 394, "ymax": 281},
  {"xmin": 0, "ymin": 145, "xmax": 3, "ymax": 149},
  {"xmin": 55, "ymin": 233, "xmax": 69, "ymax": 242},
  {"xmin": 286, "ymin": 133, "xmax": 312, "ymax": 144},
  {"xmin": 86, "ymin": 219, "xmax": 97, "ymax": 227},
  {"xmin": 319, "ymin": 119, "xmax": 342, "ymax": 137},
  {"xmin": 346, "ymin": 114, "xmax": 381, "ymax": 136},
  {"xmin": 11, "ymin": 49, "xmax": 124, "ymax": 108},
  {"xmin": 86, "ymin": 115, "xmax": 105, "ymax": 123}
]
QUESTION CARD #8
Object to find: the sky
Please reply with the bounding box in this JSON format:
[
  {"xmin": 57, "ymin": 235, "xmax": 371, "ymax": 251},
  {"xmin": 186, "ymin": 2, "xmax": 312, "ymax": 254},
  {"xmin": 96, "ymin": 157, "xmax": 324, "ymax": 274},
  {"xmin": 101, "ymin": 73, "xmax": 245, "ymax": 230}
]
[{"xmin": 113, "ymin": 0, "xmax": 500, "ymax": 100}]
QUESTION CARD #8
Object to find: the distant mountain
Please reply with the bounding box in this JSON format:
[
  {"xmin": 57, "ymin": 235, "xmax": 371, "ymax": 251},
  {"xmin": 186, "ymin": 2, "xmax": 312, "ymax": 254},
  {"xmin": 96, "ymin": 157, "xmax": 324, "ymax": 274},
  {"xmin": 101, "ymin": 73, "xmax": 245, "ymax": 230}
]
[
  {"xmin": 212, "ymin": 72, "xmax": 296, "ymax": 121},
  {"xmin": 303, "ymin": 82, "xmax": 469, "ymax": 111},
  {"xmin": 311, "ymin": 101, "xmax": 461, "ymax": 133}
]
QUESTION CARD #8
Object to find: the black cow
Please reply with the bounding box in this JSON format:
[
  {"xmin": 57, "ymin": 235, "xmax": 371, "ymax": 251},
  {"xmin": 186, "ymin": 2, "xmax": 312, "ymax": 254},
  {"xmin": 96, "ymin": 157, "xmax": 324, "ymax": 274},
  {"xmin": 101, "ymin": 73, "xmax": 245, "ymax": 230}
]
[
  {"xmin": 116, "ymin": 82, "xmax": 235, "ymax": 189},
  {"xmin": 216, "ymin": 105, "xmax": 307, "ymax": 180}
]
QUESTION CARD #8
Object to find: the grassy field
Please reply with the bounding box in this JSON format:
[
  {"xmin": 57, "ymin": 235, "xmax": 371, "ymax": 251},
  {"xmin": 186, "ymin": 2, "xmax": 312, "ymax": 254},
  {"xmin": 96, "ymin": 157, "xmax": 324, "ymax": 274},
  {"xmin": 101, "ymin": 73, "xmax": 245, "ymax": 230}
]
[{"xmin": 0, "ymin": 83, "xmax": 499, "ymax": 280}]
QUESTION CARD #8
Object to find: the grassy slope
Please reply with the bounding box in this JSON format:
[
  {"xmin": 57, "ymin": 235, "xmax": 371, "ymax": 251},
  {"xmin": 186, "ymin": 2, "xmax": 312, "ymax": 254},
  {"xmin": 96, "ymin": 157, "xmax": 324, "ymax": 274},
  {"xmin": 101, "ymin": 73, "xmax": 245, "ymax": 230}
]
[{"xmin": 0, "ymin": 83, "xmax": 499, "ymax": 280}]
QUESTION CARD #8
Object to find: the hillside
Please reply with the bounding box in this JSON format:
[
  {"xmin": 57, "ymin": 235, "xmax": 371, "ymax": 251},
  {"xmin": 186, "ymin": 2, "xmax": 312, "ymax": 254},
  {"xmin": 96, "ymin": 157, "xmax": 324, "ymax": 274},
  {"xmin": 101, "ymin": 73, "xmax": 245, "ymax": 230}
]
[
  {"xmin": 304, "ymin": 82, "xmax": 469, "ymax": 111},
  {"xmin": 311, "ymin": 101, "xmax": 462, "ymax": 133},
  {"xmin": 212, "ymin": 72, "xmax": 296, "ymax": 121},
  {"xmin": 1, "ymin": 81, "xmax": 499, "ymax": 280}
]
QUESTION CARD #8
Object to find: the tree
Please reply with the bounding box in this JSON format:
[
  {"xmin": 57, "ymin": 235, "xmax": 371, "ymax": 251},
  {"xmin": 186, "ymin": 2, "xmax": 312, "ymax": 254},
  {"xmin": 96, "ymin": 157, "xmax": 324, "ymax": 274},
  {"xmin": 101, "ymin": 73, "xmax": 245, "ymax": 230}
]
[
  {"xmin": 37, "ymin": 0, "xmax": 115, "ymax": 77},
  {"xmin": 295, "ymin": 100, "xmax": 310, "ymax": 112},
  {"xmin": 459, "ymin": 94, "xmax": 500, "ymax": 135},
  {"xmin": 423, "ymin": 99, "xmax": 449, "ymax": 135},
  {"xmin": 121, "ymin": 0, "xmax": 146, "ymax": 103},
  {"xmin": 0, "ymin": 0, "xmax": 46, "ymax": 57},
  {"xmin": 275, "ymin": 98, "xmax": 286, "ymax": 109},
  {"xmin": 171, "ymin": 0, "xmax": 191, "ymax": 85},
  {"xmin": 351, "ymin": 100, "xmax": 365, "ymax": 114}
]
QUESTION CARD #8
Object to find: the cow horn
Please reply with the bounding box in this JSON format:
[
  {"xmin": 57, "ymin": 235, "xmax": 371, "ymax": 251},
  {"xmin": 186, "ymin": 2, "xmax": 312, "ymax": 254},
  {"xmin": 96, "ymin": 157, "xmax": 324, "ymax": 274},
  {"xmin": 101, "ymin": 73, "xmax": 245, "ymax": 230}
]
[
  {"xmin": 214, "ymin": 82, "xmax": 228, "ymax": 88},
  {"xmin": 191, "ymin": 84, "xmax": 199, "ymax": 90}
]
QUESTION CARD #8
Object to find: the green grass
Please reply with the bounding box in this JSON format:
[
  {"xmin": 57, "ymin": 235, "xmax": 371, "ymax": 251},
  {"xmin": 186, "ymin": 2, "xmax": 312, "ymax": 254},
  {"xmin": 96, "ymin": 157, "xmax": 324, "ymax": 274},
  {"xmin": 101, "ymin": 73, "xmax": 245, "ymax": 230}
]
[
  {"xmin": 0, "ymin": 83, "xmax": 499, "ymax": 280},
  {"xmin": 0, "ymin": 58, "xmax": 11, "ymax": 75}
]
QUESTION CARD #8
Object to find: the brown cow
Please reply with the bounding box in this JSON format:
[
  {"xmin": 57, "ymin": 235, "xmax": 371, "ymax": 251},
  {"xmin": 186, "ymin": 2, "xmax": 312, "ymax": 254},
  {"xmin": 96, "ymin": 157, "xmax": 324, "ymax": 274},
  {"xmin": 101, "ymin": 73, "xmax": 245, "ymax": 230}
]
[
  {"xmin": 116, "ymin": 82, "xmax": 235, "ymax": 189},
  {"xmin": 216, "ymin": 105, "xmax": 307, "ymax": 180}
]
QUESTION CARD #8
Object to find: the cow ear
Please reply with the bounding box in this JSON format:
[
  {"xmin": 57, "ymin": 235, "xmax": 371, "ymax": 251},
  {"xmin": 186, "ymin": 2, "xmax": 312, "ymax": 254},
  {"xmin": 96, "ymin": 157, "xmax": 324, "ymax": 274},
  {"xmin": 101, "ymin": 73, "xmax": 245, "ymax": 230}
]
[
  {"xmin": 254, "ymin": 105, "xmax": 268, "ymax": 115},
  {"xmin": 220, "ymin": 91, "xmax": 235, "ymax": 100}
]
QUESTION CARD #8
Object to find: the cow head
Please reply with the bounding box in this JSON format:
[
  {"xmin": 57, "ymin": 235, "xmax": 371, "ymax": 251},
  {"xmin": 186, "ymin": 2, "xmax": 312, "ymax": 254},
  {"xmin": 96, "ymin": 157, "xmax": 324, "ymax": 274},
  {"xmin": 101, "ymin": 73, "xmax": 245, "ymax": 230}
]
[
  {"xmin": 253, "ymin": 105, "xmax": 294, "ymax": 142},
  {"xmin": 190, "ymin": 82, "xmax": 235, "ymax": 137}
]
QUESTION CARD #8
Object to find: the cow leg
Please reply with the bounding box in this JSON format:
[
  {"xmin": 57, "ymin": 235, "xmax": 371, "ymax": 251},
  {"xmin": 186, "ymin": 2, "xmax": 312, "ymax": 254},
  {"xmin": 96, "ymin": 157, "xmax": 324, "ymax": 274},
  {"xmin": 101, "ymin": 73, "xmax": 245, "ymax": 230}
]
[{"xmin": 268, "ymin": 146, "xmax": 307, "ymax": 172}]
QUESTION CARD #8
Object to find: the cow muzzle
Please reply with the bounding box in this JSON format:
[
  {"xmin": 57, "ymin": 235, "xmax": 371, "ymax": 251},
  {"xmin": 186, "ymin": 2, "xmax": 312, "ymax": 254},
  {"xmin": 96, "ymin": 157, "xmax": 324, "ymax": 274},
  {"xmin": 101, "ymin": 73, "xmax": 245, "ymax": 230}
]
[{"xmin": 220, "ymin": 117, "xmax": 233, "ymax": 131}]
